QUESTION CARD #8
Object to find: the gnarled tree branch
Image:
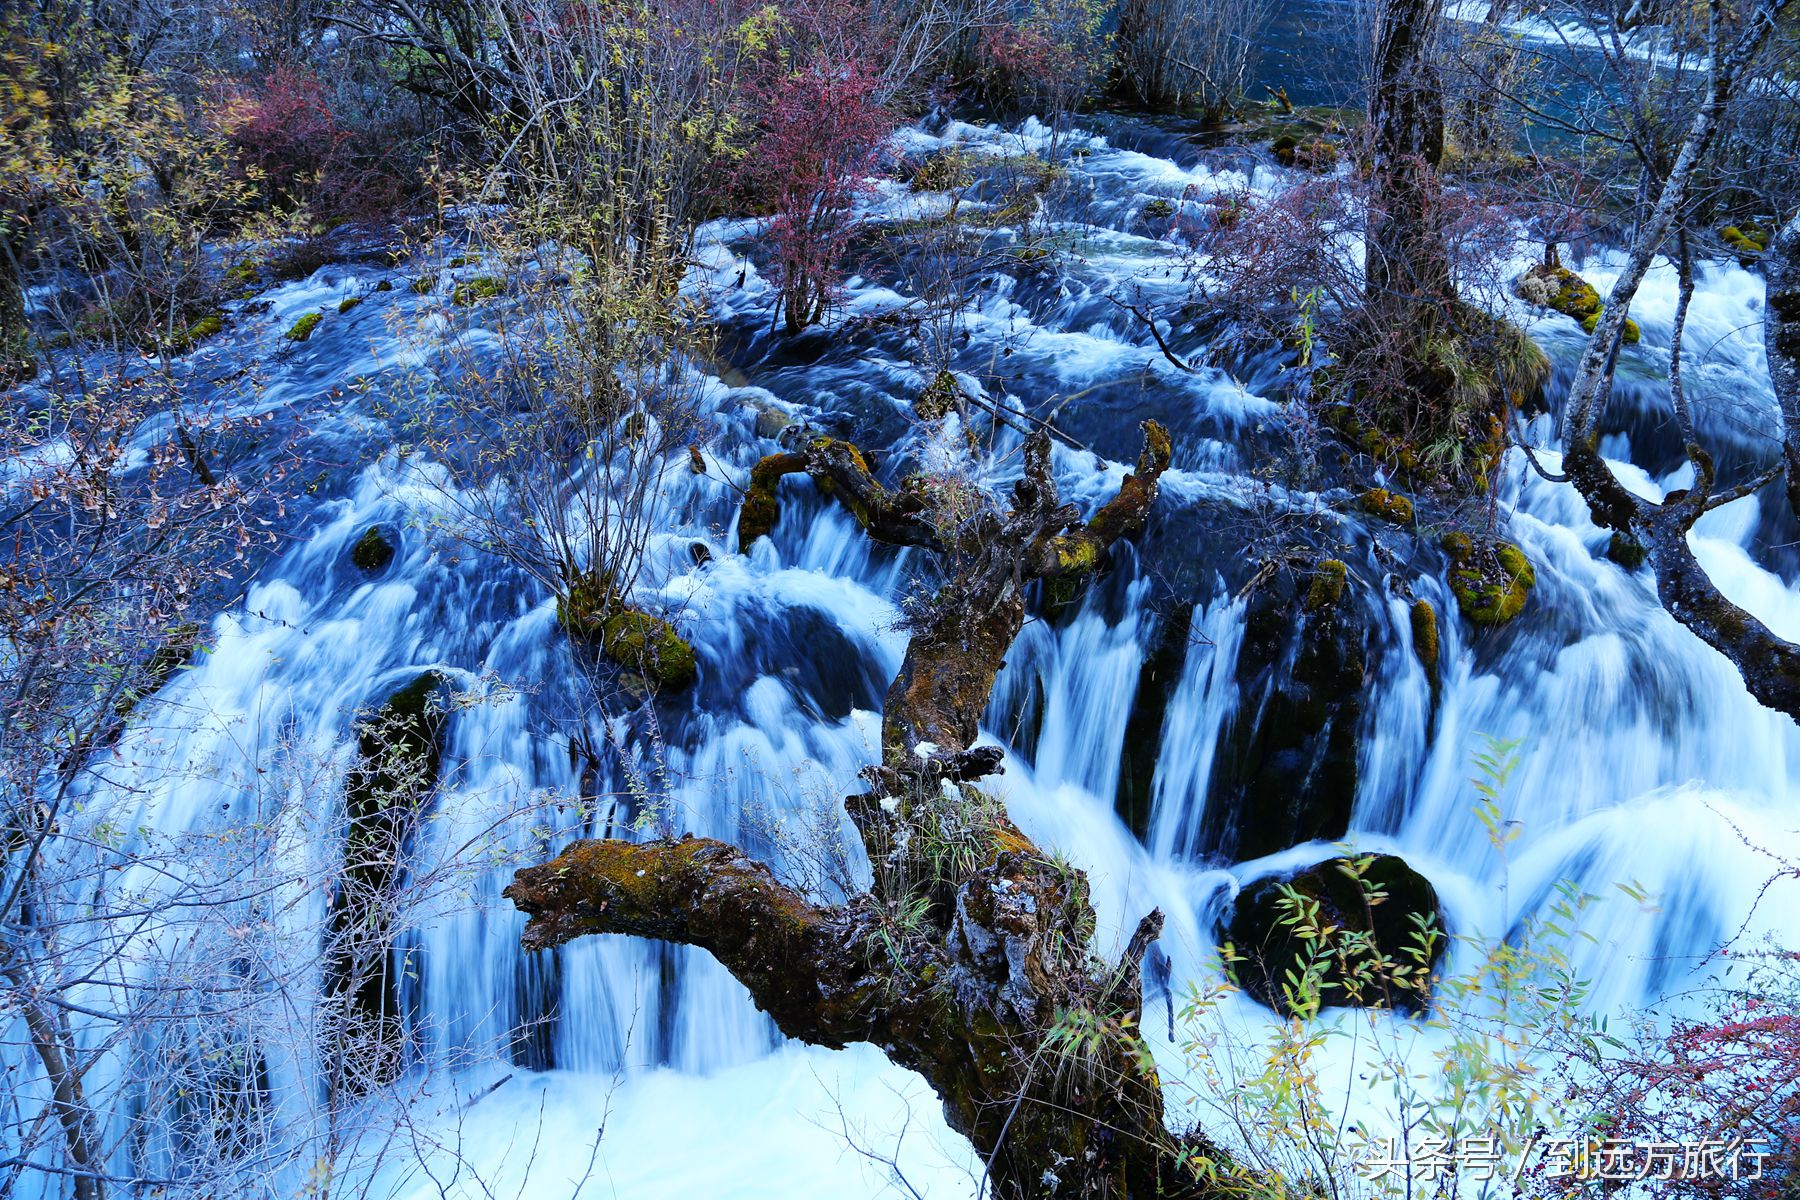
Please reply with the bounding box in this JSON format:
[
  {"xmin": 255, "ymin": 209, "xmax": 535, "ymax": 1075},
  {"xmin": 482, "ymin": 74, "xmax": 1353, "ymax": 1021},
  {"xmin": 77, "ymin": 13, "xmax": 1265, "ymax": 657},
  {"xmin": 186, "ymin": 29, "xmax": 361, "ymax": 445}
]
[{"xmin": 508, "ymin": 421, "xmax": 1225, "ymax": 1199}]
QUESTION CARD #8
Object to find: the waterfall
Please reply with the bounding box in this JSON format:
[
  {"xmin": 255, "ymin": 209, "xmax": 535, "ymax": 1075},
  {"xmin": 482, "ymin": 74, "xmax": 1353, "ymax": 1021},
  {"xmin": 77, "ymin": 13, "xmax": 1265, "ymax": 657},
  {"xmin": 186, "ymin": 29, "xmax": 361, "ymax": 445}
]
[{"xmin": 12, "ymin": 112, "xmax": 1800, "ymax": 1198}]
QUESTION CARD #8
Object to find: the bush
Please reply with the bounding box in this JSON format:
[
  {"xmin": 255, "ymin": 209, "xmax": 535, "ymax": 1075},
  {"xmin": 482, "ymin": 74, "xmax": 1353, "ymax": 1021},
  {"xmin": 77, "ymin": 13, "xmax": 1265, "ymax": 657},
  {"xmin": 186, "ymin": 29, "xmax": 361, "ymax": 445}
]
[
  {"xmin": 740, "ymin": 63, "xmax": 893, "ymax": 334},
  {"xmin": 217, "ymin": 66, "xmax": 347, "ymax": 209}
]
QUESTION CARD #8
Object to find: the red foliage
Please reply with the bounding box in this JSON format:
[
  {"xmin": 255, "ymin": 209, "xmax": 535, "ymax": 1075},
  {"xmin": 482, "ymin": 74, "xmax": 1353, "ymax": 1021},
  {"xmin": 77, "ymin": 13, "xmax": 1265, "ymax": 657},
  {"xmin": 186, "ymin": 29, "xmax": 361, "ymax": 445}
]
[
  {"xmin": 740, "ymin": 63, "xmax": 894, "ymax": 334},
  {"xmin": 218, "ymin": 67, "xmax": 347, "ymax": 206}
]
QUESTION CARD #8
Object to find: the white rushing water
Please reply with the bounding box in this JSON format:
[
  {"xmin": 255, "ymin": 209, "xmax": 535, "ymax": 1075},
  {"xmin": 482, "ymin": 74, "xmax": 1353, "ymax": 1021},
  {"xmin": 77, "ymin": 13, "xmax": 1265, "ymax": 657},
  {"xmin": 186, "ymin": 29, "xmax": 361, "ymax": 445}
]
[{"xmin": 13, "ymin": 112, "xmax": 1800, "ymax": 1198}]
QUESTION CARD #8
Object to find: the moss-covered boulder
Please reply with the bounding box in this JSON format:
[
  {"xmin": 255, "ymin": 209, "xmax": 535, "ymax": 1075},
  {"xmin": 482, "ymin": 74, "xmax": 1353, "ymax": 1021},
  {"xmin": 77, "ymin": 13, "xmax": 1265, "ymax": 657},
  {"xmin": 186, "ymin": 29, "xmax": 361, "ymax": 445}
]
[
  {"xmin": 1516, "ymin": 262, "xmax": 1600, "ymax": 320},
  {"xmin": 1409, "ymin": 598, "xmax": 1440, "ymax": 674},
  {"xmin": 338, "ymin": 295, "xmax": 364, "ymax": 314},
  {"xmin": 1223, "ymin": 853, "xmax": 1446, "ymax": 1016},
  {"xmin": 1140, "ymin": 198, "xmax": 1176, "ymax": 220},
  {"xmin": 164, "ymin": 314, "xmax": 225, "ymax": 353},
  {"xmin": 329, "ymin": 671, "xmax": 447, "ymax": 1084},
  {"xmin": 1578, "ymin": 309, "xmax": 1641, "ymax": 344},
  {"xmin": 557, "ymin": 572, "xmax": 698, "ymax": 691},
  {"xmin": 1518, "ymin": 262, "xmax": 1640, "ymax": 344},
  {"xmin": 451, "ymin": 276, "xmax": 505, "ymax": 306},
  {"xmin": 909, "ymin": 147, "xmax": 975, "ymax": 193},
  {"xmin": 598, "ymin": 609, "xmax": 699, "ymax": 691},
  {"xmin": 1304, "ymin": 559, "xmax": 1348, "ymax": 611},
  {"xmin": 1442, "ymin": 532, "xmax": 1535, "ymax": 626},
  {"xmin": 351, "ymin": 525, "xmax": 395, "ymax": 572},
  {"xmin": 1606, "ymin": 531, "xmax": 1648, "ymax": 571},
  {"xmin": 284, "ymin": 312, "xmax": 323, "ymax": 342},
  {"xmin": 1359, "ymin": 487, "xmax": 1414, "ymax": 525},
  {"xmin": 1722, "ymin": 224, "xmax": 1769, "ymax": 258},
  {"xmin": 1271, "ymin": 132, "xmax": 1339, "ymax": 170}
]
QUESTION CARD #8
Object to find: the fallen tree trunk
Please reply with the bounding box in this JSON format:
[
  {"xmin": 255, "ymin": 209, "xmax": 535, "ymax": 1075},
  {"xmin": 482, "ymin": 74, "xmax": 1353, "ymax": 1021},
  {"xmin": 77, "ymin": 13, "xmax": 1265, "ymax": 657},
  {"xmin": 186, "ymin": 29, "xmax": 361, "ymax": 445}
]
[{"xmin": 509, "ymin": 423, "xmax": 1239, "ymax": 1197}]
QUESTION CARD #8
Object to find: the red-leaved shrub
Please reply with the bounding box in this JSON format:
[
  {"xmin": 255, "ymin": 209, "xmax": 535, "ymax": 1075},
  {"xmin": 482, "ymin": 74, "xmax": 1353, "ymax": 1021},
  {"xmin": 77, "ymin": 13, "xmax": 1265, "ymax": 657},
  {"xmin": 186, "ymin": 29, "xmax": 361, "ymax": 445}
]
[
  {"xmin": 741, "ymin": 63, "xmax": 894, "ymax": 334},
  {"xmin": 217, "ymin": 66, "xmax": 347, "ymax": 208}
]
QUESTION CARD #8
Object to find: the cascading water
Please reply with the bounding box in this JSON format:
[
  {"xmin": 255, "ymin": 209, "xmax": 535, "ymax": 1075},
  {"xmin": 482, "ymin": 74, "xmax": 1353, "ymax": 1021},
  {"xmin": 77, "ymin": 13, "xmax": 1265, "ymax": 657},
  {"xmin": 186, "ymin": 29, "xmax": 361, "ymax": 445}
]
[{"xmin": 19, "ymin": 108, "xmax": 1800, "ymax": 1198}]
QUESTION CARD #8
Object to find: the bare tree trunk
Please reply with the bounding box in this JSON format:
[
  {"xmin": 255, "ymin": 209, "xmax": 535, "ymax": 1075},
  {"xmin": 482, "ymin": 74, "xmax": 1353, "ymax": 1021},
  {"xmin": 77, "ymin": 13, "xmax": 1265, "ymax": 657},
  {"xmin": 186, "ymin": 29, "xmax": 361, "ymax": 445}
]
[
  {"xmin": 508, "ymin": 425, "xmax": 1241, "ymax": 1198},
  {"xmin": 1558, "ymin": 2, "xmax": 1800, "ymax": 722},
  {"xmin": 1766, "ymin": 210, "xmax": 1800, "ymax": 518},
  {"xmin": 3, "ymin": 964, "xmax": 105, "ymax": 1200},
  {"xmin": 1365, "ymin": 0, "xmax": 1453, "ymax": 321}
]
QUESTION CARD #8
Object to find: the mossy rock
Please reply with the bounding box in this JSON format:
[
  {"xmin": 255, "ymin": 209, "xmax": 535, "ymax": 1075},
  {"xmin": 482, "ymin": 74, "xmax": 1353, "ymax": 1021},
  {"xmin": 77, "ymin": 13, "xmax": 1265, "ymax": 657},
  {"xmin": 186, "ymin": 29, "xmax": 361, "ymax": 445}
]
[
  {"xmin": 168, "ymin": 314, "xmax": 225, "ymax": 352},
  {"xmin": 1410, "ymin": 599, "xmax": 1439, "ymax": 673},
  {"xmin": 1223, "ymin": 853, "xmax": 1446, "ymax": 1016},
  {"xmin": 1442, "ymin": 533, "xmax": 1534, "ymax": 626},
  {"xmin": 909, "ymin": 147, "xmax": 976, "ymax": 193},
  {"xmin": 1722, "ymin": 224, "xmax": 1768, "ymax": 255},
  {"xmin": 916, "ymin": 369, "xmax": 962, "ymax": 421},
  {"xmin": 555, "ymin": 575, "xmax": 699, "ymax": 692},
  {"xmin": 351, "ymin": 525, "xmax": 395, "ymax": 572},
  {"xmin": 284, "ymin": 312, "xmax": 323, "ymax": 342},
  {"xmin": 338, "ymin": 295, "xmax": 364, "ymax": 314},
  {"xmin": 1578, "ymin": 309, "xmax": 1641, "ymax": 344},
  {"xmin": 451, "ymin": 276, "xmax": 505, "ymax": 306},
  {"xmin": 1304, "ymin": 559, "xmax": 1348, "ymax": 611},
  {"xmin": 599, "ymin": 609, "xmax": 699, "ymax": 691},
  {"xmin": 1515, "ymin": 262, "xmax": 1600, "ymax": 321},
  {"xmin": 409, "ymin": 274, "xmax": 437, "ymax": 295},
  {"xmin": 1272, "ymin": 133, "xmax": 1338, "ymax": 170},
  {"xmin": 1606, "ymin": 532, "xmax": 1648, "ymax": 571},
  {"xmin": 223, "ymin": 257, "xmax": 261, "ymax": 291},
  {"xmin": 375, "ymin": 279, "xmax": 394, "ymax": 292},
  {"xmin": 1359, "ymin": 487, "xmax": 1414, "ymax": 525},
  {"xmin": 1140, "ymin": 198, "xmax": 1176, "ymax": 220}
]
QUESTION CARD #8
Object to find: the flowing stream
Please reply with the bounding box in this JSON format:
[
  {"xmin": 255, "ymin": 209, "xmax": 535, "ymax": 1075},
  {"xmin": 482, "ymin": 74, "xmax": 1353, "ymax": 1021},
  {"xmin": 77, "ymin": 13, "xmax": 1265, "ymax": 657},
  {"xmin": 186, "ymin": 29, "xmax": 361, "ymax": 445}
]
[{"xmin": 20, "ymin": 109, "xmax": 1800, "ymax": 1198}]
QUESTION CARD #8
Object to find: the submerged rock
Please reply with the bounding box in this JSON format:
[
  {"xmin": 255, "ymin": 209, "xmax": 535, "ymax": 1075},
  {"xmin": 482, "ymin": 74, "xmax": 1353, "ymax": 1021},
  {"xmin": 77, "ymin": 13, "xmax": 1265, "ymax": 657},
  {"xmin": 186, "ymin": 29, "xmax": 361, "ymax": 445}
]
[
  {"xmin": 1222, "ymin": 853, "xmax": 1446, "ymax": 1015},
  {"xmin": 350, "ymin": 525, "xmax": 395, "ymax": 572}
]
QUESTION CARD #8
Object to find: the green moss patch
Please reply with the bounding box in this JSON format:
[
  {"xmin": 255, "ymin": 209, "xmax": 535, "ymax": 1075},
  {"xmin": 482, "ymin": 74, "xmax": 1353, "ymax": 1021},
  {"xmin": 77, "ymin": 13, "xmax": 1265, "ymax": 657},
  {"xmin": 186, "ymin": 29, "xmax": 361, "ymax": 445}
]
[
  {"xmin": 338, "ymin": 295, "xmax": 364, "ymax": 314},
  {"xmin": 451, "ymin": 276, "xmax": 505, "ymax": 306},
  {"xmin": 1443, "ymin": 533, "xmax": 1535, "ymax": 626},
  {"xmin": 1359, "ymin": 487, "xmax": 1414, "ymax": 525},
  {"xmin": 284, "ymin": 312, "xmax": 323, "ymax": 342}
]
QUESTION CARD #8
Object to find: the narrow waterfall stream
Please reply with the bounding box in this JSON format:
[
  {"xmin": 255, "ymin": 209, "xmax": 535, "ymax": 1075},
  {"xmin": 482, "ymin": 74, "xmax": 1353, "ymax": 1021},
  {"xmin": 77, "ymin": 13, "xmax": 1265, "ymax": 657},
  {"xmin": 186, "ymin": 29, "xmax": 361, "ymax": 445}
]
[{"xmin": 35, "ymin": 109, "xmax": 1800, "ymax": 1198}]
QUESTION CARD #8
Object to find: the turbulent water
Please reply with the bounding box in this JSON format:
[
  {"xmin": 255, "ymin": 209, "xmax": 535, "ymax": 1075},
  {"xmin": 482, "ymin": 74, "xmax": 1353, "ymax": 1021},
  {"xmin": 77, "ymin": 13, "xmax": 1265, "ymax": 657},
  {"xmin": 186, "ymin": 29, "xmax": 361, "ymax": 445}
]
[{"xmin": 19, "ymin": 111, "xmax": 1800, "ymax": 1198}]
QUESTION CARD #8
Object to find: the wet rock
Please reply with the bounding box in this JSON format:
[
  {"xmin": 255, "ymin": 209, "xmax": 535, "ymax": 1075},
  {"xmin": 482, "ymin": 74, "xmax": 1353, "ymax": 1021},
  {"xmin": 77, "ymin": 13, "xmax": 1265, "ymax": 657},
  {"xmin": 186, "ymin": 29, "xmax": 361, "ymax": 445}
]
[
  {"xmin": 351, "ymin": 525, "xmax": 395, "ymax": 572},
  {"xmin": 1198, "ymin": 560, "xmax": 1368, "ymax": 861},
  {"xmin": 754, "ymin": 403, "xmax": 795, "ymax": 441},
  {"xmin": 1222, "ymin": 853, "xmax": 1446, "ymax": 1015}
]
